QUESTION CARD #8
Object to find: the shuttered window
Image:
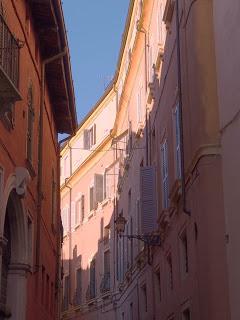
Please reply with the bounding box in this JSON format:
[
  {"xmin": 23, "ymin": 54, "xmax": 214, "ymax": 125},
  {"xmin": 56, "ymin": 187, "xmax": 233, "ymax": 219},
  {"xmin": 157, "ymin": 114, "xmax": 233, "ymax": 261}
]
[
  {"xmin": 161, "ymin": 140, "xmax": 169, "ymax": 209},
  {"xmin": 89, "ymin": 186, "xmax": 94, "ymax": 212},
  {"xmin": 95, "ymin": 174, "xmax": 103, "ymax": 204},
  {"xmin": 140, "ymin": 166, "xmax": 157, "ymax": 235},
  {"xmin": 90, "ymin": 174, "xmax": 104, "ymax": 212},
  {"xmin": 81, "ymin": 195, "xmax": 85, "ymax": 222},
  {"xmin": 174, "ymin": 104, "xmax": 182, "ymax": 179},
  {"xmin": 83, "ymin": 124, "xmax": 96, "ymax": 150}
]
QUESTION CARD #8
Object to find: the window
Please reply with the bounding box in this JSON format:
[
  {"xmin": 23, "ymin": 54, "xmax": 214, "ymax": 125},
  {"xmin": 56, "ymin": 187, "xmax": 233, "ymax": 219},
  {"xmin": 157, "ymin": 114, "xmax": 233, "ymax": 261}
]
[
  {"xmin": 51, "ymin": 169, "xmax": 57, "ymax": 228},
  {"xmin": 137, "ymin": 86, "xmax": 143, "ymax": 123},
  {"xmin": 26, "ymin": 86, "xmax": 34, "ymax": 162},
  {"xmin": 141, "ymin": 284, "xmax": 148, "ymax": 312},
  {"xmin": 167, "ymin": 253, "xmax": 173, "ymax": 291},
  {"xmin": 180, "ymin": 231, "xmax": 189, "ymax": 276},
  {"xmin": 75, "ymin": 268, "xmax": 82, "ymax": 305},
  {"xmin": 104, "ymin": 225, "xmax": 110, "ymax": 245},
  {"xmin": 182, "ymin": 308, "xmax": 191, "ymax": 320},
  {"xmin": 173, "ymin": 104, "xmax": 182, "ymax": 179},
  {"xmin": 161, "ymin": 140, "xmax": 169, "ymax": 209},
  {"xmin": 89, "ymin": 186, "xmax": 94, "ymax": 212},
  {"xmin": 75, "ymin": 195, "xmax": 84, "ymax": 226},
  {"xmin": 83, "ymin": 124, "xmax": 96, "ymax": 150},
  {"xmin": 90, "ymin": 259, "xmax": 96, "ymax": 299},
  {"xmin": 89, "ymin": 174, "xmax": 104, "ymax": 212}
]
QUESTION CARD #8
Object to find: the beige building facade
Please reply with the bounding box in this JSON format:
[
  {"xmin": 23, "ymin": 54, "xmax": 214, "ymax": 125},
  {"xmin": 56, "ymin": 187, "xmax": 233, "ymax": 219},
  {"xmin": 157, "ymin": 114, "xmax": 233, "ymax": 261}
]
[{"xmin": 61, "ymin": 0, "xmax": 239, "ymax": 319}]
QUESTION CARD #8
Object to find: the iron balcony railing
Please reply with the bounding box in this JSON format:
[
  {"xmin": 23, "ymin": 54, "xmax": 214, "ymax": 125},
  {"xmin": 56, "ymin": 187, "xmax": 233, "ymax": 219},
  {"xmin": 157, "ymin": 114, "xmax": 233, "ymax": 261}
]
[{"xmin": 0, "ymin": 13, "xmax": 19, "ymax": 89}]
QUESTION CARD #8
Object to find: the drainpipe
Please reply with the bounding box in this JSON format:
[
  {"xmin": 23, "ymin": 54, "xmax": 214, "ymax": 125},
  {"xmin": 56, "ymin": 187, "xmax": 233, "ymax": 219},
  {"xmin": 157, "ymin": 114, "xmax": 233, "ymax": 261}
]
[
  {"xmin": 137, "ymin": 22, "xmax": 149, "ymax": 166},
  {"xmin": 65, "ymin": 181, "xmax": 72, "ymax": 308},
  {"xmin": 175, "ymin": 0, "xmax": 191, "ymax": 215},
  {"xmin": 36, "ymin": 48, "xmax": 67, "ymax": 270}
]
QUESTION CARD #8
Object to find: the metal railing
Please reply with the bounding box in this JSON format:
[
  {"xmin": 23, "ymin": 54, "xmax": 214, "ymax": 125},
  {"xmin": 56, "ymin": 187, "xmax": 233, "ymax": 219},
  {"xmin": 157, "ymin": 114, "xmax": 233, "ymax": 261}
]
[{"xmin": 0, "ymin": 14, "xmax": 19, "ymax": 89}]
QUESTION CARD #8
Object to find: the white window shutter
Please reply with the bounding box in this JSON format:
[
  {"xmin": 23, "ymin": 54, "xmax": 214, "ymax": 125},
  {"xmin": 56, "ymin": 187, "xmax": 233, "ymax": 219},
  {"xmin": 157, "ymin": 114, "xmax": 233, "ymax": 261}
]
[
  {"xmin": 140, "ymin": 166, "xmax": 157, "ymax": 235},
  {"xmin": 94, "ymin": 174, "xmax": 103, "ymax": 205},
  {"xmin": 83, "ymin": 129, "xmax": 90, "ymax": 150}
]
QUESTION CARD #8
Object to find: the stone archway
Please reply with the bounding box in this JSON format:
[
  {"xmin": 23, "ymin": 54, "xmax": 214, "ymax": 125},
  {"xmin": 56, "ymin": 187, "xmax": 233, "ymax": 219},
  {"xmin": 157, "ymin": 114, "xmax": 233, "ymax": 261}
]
[{"xmin": 0, "ymin": 175, "xmax": 29, "ymax": 320}]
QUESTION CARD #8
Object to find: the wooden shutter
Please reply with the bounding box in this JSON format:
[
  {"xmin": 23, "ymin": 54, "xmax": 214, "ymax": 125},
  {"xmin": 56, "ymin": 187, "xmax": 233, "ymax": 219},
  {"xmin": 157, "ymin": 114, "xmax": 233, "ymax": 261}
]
[
  {"xmin": 81, "ymin": 195, "xmax": 85, "ymax": 222},
  {"xmin": 94, "ymin": 174, "xmax": 103, "ymax": 205},
  {"xmin": 140, "ymin": 166, "xmax": 157, "ymax": 235},
  {"xmin": 75, "ymin": 200, "xmax": 80, "ymax": 226},
  {"xmin": 90, "ymin": 186, "xmax": 94, "ymax": 211},
  {"xmin": 83, "ymin": 129, "xmax": 90, "ymax": 150},
  {"xmin": 93, "ymin": 123, "xmax": 96, "ymax": 145}
]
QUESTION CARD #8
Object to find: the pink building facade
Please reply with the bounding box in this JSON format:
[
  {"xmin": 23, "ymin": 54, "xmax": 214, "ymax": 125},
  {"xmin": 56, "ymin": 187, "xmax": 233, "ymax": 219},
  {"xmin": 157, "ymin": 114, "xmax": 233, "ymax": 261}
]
[{"xmin": 61, "ymin": 0, "xmax": 237, "ymax": 319}]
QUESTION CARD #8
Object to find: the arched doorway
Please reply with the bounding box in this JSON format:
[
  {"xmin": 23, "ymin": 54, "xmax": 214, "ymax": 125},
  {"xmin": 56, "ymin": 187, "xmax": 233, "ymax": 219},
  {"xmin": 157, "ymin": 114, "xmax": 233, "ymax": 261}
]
[{"xmin": 0, "ymin": 190, "xmax": 28, "ymax": 320}]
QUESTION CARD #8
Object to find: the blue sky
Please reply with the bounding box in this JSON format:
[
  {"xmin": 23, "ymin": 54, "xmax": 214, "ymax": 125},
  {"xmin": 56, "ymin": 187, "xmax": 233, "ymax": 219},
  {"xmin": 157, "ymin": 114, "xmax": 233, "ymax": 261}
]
[{"xmin": 62, "ymin": 0, "xmax": 130, "ymax": 124}]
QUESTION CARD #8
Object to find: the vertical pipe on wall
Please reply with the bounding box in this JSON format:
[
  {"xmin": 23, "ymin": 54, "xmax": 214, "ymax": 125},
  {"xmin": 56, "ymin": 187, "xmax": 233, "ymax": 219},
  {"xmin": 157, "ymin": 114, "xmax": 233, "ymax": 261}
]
[{"xmin": 175, "ymin": 0, "xmax": 191, "ymax": 215}]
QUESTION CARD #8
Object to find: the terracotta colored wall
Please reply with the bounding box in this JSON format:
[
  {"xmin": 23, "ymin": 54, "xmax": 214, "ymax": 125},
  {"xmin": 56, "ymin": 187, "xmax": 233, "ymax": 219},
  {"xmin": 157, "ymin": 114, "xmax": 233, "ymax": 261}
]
[{"xmin": 0, "ymin": 1, "xmax": 61, "ymax": 319}]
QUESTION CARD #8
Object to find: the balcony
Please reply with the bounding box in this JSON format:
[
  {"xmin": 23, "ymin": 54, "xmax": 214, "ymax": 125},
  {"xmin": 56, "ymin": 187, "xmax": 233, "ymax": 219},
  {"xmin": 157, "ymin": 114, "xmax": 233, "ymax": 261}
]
[{"xmin": 0, "ymin": 14, "xmax": 21, "ymax": 115}]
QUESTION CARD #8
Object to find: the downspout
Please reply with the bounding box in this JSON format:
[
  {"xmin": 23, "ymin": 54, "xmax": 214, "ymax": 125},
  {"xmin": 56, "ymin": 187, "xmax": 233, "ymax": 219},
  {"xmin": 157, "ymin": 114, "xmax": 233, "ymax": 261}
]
[
  {"xmin": 65, "ymin": 182, "xmax": 72, "ymax": 308},
  {"xmin": 36, "ymin": 48, "xmax": 67, "ymax": 270},
  {"xmin": 175, "ymin": 0, "xmax": 191, "ymax": 215},
  {"xmin": 137, "ymin": 23, "xmax": 149, "ymax": 166}
]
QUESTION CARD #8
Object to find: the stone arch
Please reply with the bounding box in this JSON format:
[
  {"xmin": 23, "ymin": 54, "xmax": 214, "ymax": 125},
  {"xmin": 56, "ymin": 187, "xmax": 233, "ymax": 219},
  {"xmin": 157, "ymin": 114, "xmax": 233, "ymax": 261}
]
[{"xmin": 0, "ymin": 173, "xmax": 29, "ymax": 319}]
